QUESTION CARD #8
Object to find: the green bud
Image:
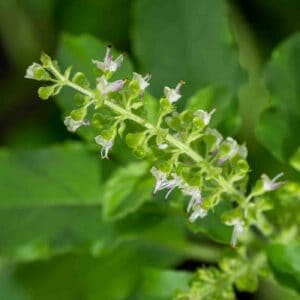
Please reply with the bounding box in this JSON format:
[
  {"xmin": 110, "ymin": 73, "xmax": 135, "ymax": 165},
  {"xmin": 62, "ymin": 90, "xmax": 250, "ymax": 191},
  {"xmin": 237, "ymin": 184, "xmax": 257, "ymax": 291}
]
[
  {"xmin": 165, "ymin": 114, "xmax": 181, "ymax": 131},
  {"xmin": 91, "ymin": 112, "xmax": 111, "ymax": 129},
  {"xmin": 160, "ymin": 98, "xmax": 173, "ymax": 113},
  {"xmin": 128, "ymin": 80, "xmax": 141, "ymax": 99},
  {"xmin": 40, "ymin": 52, "xmax": 52, "ymax": 67},
  {"xmin": 34, "ymin": 67, "xmax": 51, "ymax": 81},
  {"xmin": 70, "ymin": 106, "xmax": 87, "ymax": 121},
  {"xmin": 100, "ymin": 129, "xmax": 115, "ymax": 140},
  {"xmin": 38, "ymin": 86, "xmax": 55, "ymax": 100},
  {"xmin": 133, "ymin": 146, "xmax": 146, "ymax": 158},
  {"xmin": 182, "ymin": 169, "xmax": 201, "ymax": 186},
  {"xmin": 73, "ymin": 93, "xmax": 89, "ymax": 106},
  {"xmin": 72, "ymin": 72, "xmax": 90, "ymax": 88},
  {"xmin": 126, "ymin": 132, "xmax": 145, "ymax": 149}
]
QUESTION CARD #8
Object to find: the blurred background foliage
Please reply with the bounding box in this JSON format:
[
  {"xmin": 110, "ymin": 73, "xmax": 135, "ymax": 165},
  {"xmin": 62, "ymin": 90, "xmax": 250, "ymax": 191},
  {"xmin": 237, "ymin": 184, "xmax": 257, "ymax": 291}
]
[{"xmin": 0, "ymin": 0, "xmax": 300, "ymax": 299}]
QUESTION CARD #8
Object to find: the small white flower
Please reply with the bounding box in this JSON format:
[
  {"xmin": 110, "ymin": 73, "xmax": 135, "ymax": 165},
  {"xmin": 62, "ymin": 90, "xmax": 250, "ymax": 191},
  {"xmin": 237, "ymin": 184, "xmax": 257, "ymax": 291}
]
[
  {"xmin": 225, "ymin": 219, "xmax": 244, "ymax": 248},
  {"xmin": 95, "ymin": 135, "xmax": 114, "ymax": 159},
  {"xmin": 97, "ymin": 76, "xmax": 125, "ymax": 94},
  {"xmin": 164, "ymin": 80, "xmax": 185, "ymax": 103},
  {"xmin": 158, "ymin": 143, "xmax": 168, "ymax": 150},
  {"xmin": 194, "ymin": 108, "xmax": 216, "ymax": 126},
  {"xmin": 64, "ymin": 116, "xmax": 88, "ymax": 132},
  {"xmin": 164, "ymin": 173, "xmax": 184, "ymax": 199},
  {"xmin": 183, "ymin": 186, "xmax": 202, "ymax": 213},
  {"xmin": 261, "ymin": 172, "xmax": 284, "ymax": 192},
  {"xmin": 92, "ymin": 45, "xmax": 124, "ymax": 73},
  {"xmin": 150, "ymin": 168, "xmax": 183, "ymax": 198},
  {"xmin": 25, "ymin": 62, "xmax": 42, "ymax": 79},
  {"xmin": 188, "ymin": 206, "xmax": 208, "ymax": 223},
  {"xmin": 132, "ymin": 72, "xmax": 151, "ymax": 91},
  {"xmin": 150, "ymin": 167, "xmax": 169, "ymax": 194}
]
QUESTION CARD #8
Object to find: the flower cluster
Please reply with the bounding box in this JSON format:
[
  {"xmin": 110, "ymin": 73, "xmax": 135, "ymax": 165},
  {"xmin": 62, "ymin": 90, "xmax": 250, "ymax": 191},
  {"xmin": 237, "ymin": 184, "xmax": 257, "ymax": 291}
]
[{"xmin": 25, "ymin": 47, "xmax": 284, "ymax": 249}]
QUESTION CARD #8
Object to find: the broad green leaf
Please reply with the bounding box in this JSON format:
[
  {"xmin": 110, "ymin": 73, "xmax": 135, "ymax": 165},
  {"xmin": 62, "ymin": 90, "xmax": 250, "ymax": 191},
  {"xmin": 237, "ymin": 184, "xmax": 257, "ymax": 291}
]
[
  {"xmin": 102, "ymin": 161, "xmax": 152, "ymax": 220},
  {"xmin": 256, "ymin": 33, "xmax": 300, "ymax": 163},
  {"xmin": 0, "ymin": 201, "xmax": 188, "ymax": 263},
  {"xmin": 131, "ymin": 268, "xmax": 191, "ymax": 300},
  {"xmin": 56, "ymin": 0, "xmax": 131, "ymax": 49},
  {"xmin": 0, "ymin": 143, "xmax": 101, "ymax": 206},
  {"xmin": 0, "ymin": 246, "xmax": 181, "ymax": 300},
  {"xmin": 187, "ymin": 202, "xmax": 232, "ymax": 244},
  {"xmin": 290, "ymin": 147, "xmax": 300, "ymax": 171},
  {"xmin": 267, "ymin": 242, "xmax": 300, "ymax": 293},
  {"xmin": 132, "ymin": 0, "xmax": 245, "ymax": 133}
]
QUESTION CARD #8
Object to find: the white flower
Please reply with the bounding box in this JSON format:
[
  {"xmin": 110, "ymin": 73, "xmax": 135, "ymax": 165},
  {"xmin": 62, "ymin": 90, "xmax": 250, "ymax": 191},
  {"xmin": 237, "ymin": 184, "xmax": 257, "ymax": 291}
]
[
  {"xmin": 92, "ymin": 45, "xmax": 124, "ymax": 73},
  {"xmin": 95, "ymin": 135, "xmax": 114, "ymax": 159},
  {"xmin": 158, "ymin": 143, "xmax": 168, "ymax": 150},
  {"xmin": 132, "ymin": 72, "xmax": 151, "ymax": 91},
  {"xmin": 150, "ymin": 168, "xmax": 183, "ymax": 198},
  {"xmin": 64, "ymin": 116, "xmax": 88, "ymax": 132},
  {"xmin": 96, "ymin": 76, "xmax": 125, "ymax": 94},
  {"xmin": 261, "ymin": 172, "xmax": 284, "ymax": 192},
  {"xmin": 150, "ymin": 167, "xmax": 169, "ymax": 194},
  {"xmin": 188, "ymin": 206, "xmax": 208, "ymax": 223},
  {"xmin": 164, "ymin": 173, "xmax": 184, "ymax": 199},
  {"xmin": 164, "ymin": 80, "xmax": 185, "ymax": 103},
  {"xmin": 183, "ymin": 186, "xmax": 202, "ymax": 213},
  {"xmin": 225, "ymin": 219, "xmax": 244, "ymax": 248},
  {"xmin": 25, "ymin": 62, "xmax": 41, "ymax": 79},
  {"xmin": 194, "ymin": 108, "xmax": 216, "ymax": 126}
]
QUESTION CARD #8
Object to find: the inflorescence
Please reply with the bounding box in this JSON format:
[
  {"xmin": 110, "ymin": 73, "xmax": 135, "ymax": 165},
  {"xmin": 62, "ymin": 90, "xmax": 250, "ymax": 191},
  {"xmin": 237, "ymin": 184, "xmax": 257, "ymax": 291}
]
[{"xmin": 25, "ymin": 47, "xmax": 284, "ymax": 248}]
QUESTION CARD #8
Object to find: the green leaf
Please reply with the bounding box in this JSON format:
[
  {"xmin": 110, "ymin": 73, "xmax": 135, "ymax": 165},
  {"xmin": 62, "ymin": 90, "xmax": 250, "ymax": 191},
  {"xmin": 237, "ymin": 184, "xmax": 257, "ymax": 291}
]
[
  {"xmin": 0, "ymin": 143, "xmax": 101, "ymax": 206},
  {"xmin": 188, "ymin": 201, "xmax": 232, "ymax": 244},
  {"xmin": 132, "ymin": 0, "xmax": 244, "ymax": 132},
  {"xmin": 257, "ymin": 33, "xmax": 300, "ymax": 163},
  {"xmin": 0, "ymin": 246, "xmax": 180, "ymax": 300},
  {"xmin": 267, "ymin": 242, "xmax": 300, "ymax": 293},
  {"xmin": 290, "ymin": 147, "xmax": 300, "ymax": 171},
  {"xmin": 102, "ymin": 161, "xmax": 152, "ymax": 220},
  {"xmin": 132, "ymin": 268, "xmax": 191, "ymax": 300}
]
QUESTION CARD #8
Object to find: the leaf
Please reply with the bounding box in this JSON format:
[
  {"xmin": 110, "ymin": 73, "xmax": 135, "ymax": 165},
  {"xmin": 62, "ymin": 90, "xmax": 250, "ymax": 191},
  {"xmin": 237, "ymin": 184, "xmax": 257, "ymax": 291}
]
[
  {"xmin": 101, "ymin": 161, "xmax": 152, "ymax": 220},
  {"xmin": 0, "ymin": 246, "xmax": 181, "ymax": 300},
  {"xmin": 290, "ymin": 147, "xmax": 300, "ymax": 171},
  {"xmin": 267, "ymin": 242, "xmax": 300, "ymax": 293},
  {"xmin": 56, "ymin": 0, "xmax": 131, "ymax": 49},
  {"xmin": 187, "ymin": 202, "xmax": 232, "ymax": 244},
  {"xmin": 131, "ymin": 268, "xmax": 191, "ymax": 300},
  {"xmin": 0, "ymin": 143, "xmax": 101, "ymax": 206},
  {"xmin": 132, "ymin": 0, "xmax": 245, "ymax": 133},
  {"xmin": 256, "ymin": 33, "xmax": 300, "ymax": 163}
]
